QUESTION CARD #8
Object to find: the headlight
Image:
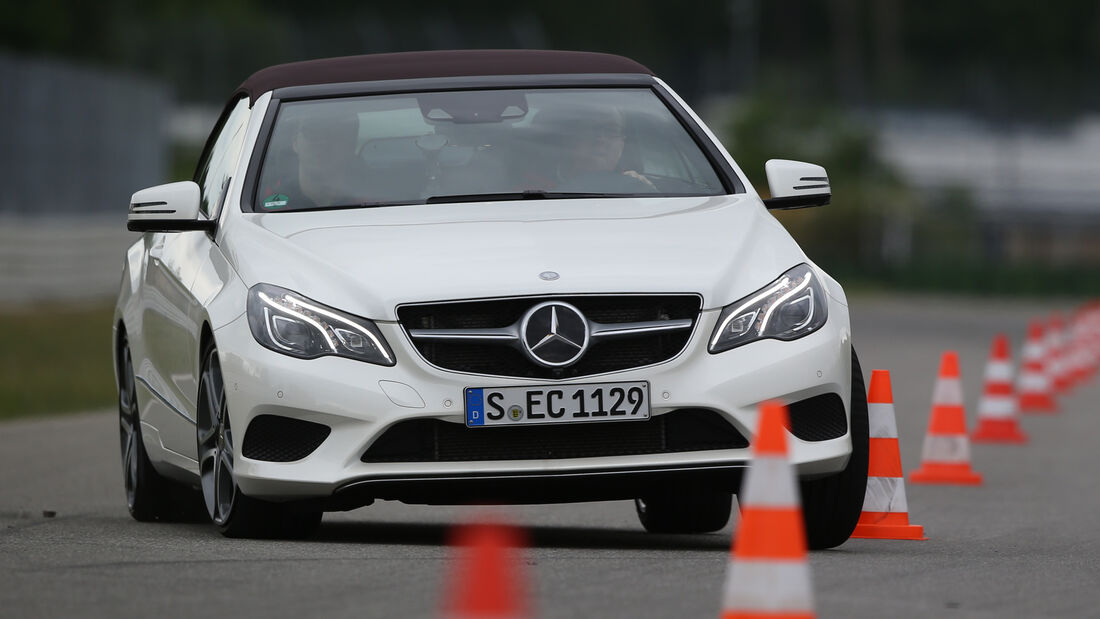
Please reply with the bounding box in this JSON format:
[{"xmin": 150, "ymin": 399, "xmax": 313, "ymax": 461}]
[
  {"xmin": 247, "ymin": 283, "xmax": 395, "ymax": 366},
  {"xmin": 708, "ymin": 263, "xmax": 828, "ymax": 353}
]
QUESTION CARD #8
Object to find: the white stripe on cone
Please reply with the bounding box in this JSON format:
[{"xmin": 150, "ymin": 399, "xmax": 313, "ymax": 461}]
[
  {"xmin": 738, "ymin": 456, "xmax": 799, "ymax": 508},
  {"xmin": 932, "ymin": 378, "xmax": 963, "ymax": 405},
  {"xmin": 977, "ymin": 395, "xmax": 1016, "ymax": 419},
  {"xmin": 1019, "ymin": 372, "xmax": 1051, "ymax": 392},
  {"xmin": 1048, "ymin": 357, "xmax": 1063, "ymax": 380},
  {"xmin": 984, "ymin": 361, "xmax": 1013, "ymax": 382},
  {"xmin": 861, "ymin": 476, "xmax": 909, "ymax": 514},
  {"xmin": 868, "ymin": 402, "xmax": 899, "ymax": 438},
  {"xmin": 920, "ymin": 435, "xmax": 971, "ymax": 464},
  {"xmin": 723, "ymin": 561, "xmax": 814, "ymax": 613},
  {"xmin": 1022, "ymin": 342, "xmax": 1045, "ymax": 360}
]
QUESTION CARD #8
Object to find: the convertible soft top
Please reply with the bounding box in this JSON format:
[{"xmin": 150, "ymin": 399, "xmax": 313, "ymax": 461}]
[{"xmin": 234, "ymin": 49, "xmax": 654, "ymax": 103}]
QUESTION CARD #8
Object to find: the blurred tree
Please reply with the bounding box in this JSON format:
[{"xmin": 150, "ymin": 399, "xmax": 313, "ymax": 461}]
[
  {"xmin": 3, "ymin": 0, "xmax": 1099, "ymax": 117},
  {"xmin": 722, "ymin": 91, "xmax": 917, "ymax": 271}
]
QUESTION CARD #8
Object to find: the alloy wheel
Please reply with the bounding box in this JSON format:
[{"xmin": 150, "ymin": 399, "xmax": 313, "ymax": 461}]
[
  {"xmin": 118, "ymin": 344, "xmax": 139, "ymax": 511},
  {"xmin": 198, "ymin": 348, "xmax": 235, "ymax": 526}
]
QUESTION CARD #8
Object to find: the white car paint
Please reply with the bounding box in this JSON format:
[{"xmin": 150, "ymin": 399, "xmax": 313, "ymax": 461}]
[{"xmin": 113, "ymin": 78, "xmax": 854, "ymax": 503}]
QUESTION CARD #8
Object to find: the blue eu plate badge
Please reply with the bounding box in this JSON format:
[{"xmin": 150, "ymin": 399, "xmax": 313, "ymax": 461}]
[{"xmin": 465, "ymin": 388, "xmax": 485, "ymax": 426}]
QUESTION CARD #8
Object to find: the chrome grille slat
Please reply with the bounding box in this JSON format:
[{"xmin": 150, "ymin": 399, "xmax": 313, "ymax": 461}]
[
  {"xmin": 408, "ymin": 327, "xmax": 520, "ymax": 341},
  {"xmin": 398, "ymin": 295, "xmax": 700, "ymax": 379},
  {"xmin": 408, "ymin": 318, "xmax": 693, "ymax": 345}
]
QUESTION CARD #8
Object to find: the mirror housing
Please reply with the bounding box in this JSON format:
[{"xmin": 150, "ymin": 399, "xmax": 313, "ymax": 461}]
[
  {"xmin": 127, "ymin": 181, "xmax": 214, "ymax": 232},
  {"xmin": 762, "ymin": 159, "xmax": 831, "ymax": 210}
]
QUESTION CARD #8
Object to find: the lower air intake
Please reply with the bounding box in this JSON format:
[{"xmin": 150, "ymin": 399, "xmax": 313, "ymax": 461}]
[
  {"xmin": 242, "ymin": 415, "xmax": 331, "ymax": 462},
  {"xmin": 788, "ymin": 393, "xmax": 848, "ymax": 441}
]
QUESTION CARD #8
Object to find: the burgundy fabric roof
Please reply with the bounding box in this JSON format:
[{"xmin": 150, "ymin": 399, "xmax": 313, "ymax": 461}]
[{"xmin": 234, "ymin": 50, "xmax": 653, "ymax": 102}]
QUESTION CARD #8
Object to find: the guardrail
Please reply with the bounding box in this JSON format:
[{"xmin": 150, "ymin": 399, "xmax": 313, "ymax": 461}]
[{"xmin": 0, "ymin": 216, "xmax": 138, "ymax": 306}]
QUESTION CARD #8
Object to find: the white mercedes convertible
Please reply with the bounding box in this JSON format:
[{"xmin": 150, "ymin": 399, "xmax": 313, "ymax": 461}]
[{"xmin": 114, "ymin": 50, "xmax": 867, "ymax": 544}]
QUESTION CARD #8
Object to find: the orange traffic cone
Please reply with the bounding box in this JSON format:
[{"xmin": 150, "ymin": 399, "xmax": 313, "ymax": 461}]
[
  {"xmin": 443, "ymin": 518, "xmax": 529, "ymax": 619},
  {"xmin": 1086, "ymin": 308, "xmax": 1100, "ymax": 382},
  {"xmin": 910, "ymin": 351, "xmax": 983, "ymax": 485},
  {"xmin": 1064, "ymin": 311, "xmax": 1086, "ymax": 390},
  {"xmin": 1018, "ymin": 320, "xmax": 1058, "ymax": 414},
  {"xmin": 971, "ymin": 334, "xmax": 1029, "ymax": 444},
  {"xmin": 721, "ymin": 401, "xmax": 814, "ymax": 619},
  {"xmin": 1048, "ymin": 314, "xmax": 1072, "ymax": 395},
  {"xmin": 851, "ymin": 370, "xmax": 925, "ymax": 540},
  {"xmin": 1085, "ymin": 305, "xmax": 1100, "ymax": 381},
  {"xmin": 1068, "ymin": 307, "xmax": 1100, "ymax": 388},
  {"xmin": 1079, "ymin": 304, "xmax": 1098, "ymax": 383}
]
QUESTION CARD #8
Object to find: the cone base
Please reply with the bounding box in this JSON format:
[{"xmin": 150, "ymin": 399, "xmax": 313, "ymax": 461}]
[
  {"xmin": 851, "ymin": 522, "xmax": 926, "ymax": 540},
  {"xmin": 1019, "ymin": 394, "xmax": 1058, "ymax": 414},
  {"xmin": 971, "ymin": 420, "xmax": 1029, "ymax": 444},
  {"xmin": 722, "ymin": 613, "xmax": 815, "ymax": 619},
  {"xmin": 910, "ymin": 463, "xmax": 983, "ymax": 485}
]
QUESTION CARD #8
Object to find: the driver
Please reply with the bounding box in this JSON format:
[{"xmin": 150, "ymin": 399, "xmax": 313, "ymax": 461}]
[
  {"xmin": 259, "ymin": 112, "xmax": 367, "ymax": 210},
  {"xmin": 292, "ymin": 113, "xmax": 366, "ymax": 207}
]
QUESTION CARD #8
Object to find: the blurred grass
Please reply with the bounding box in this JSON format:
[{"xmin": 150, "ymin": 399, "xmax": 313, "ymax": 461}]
[{"xmin": 0, "ymin": 303, "xmax": 117, "ymax": 420}]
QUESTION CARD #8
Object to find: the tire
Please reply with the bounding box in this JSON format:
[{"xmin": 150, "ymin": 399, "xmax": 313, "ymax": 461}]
[
  {"xmin": 119, "ymin": 335, "xmax": 205, "ymax": 522},
  {"xmin": 635, "ymin": 488, "xmax": 732, "ymax": 534},
  {"xmin": 197, "ymin": 342, "xmax": 322, "ymax": 539},
  {"xmin": 219, "ymin": 493, "xmax": 323, "ymax": 540},
  {"xmin": 799, "ymin": 347, "xmax": 869, "ymax": 550}
]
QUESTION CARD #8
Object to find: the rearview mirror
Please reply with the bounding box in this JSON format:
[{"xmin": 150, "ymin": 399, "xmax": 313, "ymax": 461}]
[
  {"xmin": 763, "ymin": 160, "xmax": 831, "ymax": 210},
  {"xmin": 127, "ymin": 181, "xmax": 214, "ymax": 232}
]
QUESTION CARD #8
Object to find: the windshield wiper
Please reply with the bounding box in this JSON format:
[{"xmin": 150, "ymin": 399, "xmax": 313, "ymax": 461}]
[
  {"xmin": 268, "ymin": 192, "xmax": 614, "ymax": 212},
  {"xmin": 273, "ymin": 200, "xmax": 422, "ymax": 213},
  {"xmin": 424, "ymin": 190, "xmax": 608, "ymax": 204}
]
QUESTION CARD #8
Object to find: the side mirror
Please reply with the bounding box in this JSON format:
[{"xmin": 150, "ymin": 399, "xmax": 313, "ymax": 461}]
[
  {"xmin": 127, "ymin": 181, "xmax": 214, "ymax": 232},
  {"xmin": 762, "ymin": 159, "xmax": 831, "ymax": 210}
]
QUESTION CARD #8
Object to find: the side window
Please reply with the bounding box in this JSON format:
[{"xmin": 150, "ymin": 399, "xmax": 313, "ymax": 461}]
[{"xmin": 194, "ymin": 97, "xmax": 250, "ymax": 218}]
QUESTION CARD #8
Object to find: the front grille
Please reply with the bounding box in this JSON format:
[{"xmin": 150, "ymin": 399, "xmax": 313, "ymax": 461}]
[
  {"xmin": 398, "ymin": 295, "xmax": 700, "ymax": 379},
  {"xmin": 788, "ymin": 393, "xmax": 848, "ymax": 441},
  {"xmin": 361, "ymin": 409, "xmax": 748, "ymax": 463},
  {"xmin": 242, "ymin": 415, "xmax": 331, "ymax": 462}
]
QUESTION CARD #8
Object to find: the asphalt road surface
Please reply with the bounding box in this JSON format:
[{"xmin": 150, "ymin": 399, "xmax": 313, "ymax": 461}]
[{"xmin": 2, "ymin": 294, "xmax": 1099, "ymax": 618}]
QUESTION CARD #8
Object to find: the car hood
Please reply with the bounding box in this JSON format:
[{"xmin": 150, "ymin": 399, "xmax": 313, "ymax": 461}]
[{"xmin": 221, "ymin": 195, "xmax": 810, "ymax": 321}]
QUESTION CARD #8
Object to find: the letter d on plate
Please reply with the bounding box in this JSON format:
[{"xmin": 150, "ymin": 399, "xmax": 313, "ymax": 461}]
[{"xmin": 465, "ymin": 389, "xmax": 485, "ymax": 426}]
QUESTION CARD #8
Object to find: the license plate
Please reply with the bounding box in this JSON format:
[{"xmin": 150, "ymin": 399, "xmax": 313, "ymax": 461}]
[{"xmin": 464, "ymin": 381, "xmax": 650, "ymax": 427}]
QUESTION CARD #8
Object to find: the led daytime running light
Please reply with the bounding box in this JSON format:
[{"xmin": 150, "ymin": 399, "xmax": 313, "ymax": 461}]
[
  {"xmin": 708, "ymin": 264, "xmax": 828, "ymax": 353},
  {"xmin": 247, "ymin": 284, "xmax": 395, "ymax": 365}
]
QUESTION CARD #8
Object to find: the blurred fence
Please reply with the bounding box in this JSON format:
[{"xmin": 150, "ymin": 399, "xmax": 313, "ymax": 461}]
[
  {"xmin": 878, "ymin": 113, "xmax": 1100, "ymax": 219},
  {"xmin": 0, "ymin": 54, "xmax": 169, "ymax": 215},
  {"xmin": 0, "ymin": 55, "xmax": 166, "ymax": 306},
  {"xmin": 876, "ymin": 112, "xmax": 1100, "ymax": 266}
]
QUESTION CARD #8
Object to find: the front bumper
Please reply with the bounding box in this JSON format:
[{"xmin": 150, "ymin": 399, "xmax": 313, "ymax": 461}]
[{"xmin": 216, "ymin": 295, "xmax": 852, "ymax": 504}]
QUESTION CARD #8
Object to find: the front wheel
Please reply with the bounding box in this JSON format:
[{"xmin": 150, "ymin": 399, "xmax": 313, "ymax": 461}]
[
  {"xmin": 800, "ymin": 347, "xmax": 870, "ymax": 550},
  {"xmin": 197, "ymin": 343, "xmax": 322, "ymax": 539}
]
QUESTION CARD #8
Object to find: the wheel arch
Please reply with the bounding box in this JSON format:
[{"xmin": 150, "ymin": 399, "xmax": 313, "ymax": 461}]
[
  {"xmin": 199, "ymin": 320, "xmax": 217, "ymax": 360},
  {"xmin": 113, "ymin": 318, "xmax": 128, "ymax": 390}
]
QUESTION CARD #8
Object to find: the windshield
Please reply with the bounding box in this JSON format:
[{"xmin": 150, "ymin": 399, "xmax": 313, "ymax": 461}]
[{"xmin": 252, "ymin": 87, "xmax": 727, "ymax": 212}]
